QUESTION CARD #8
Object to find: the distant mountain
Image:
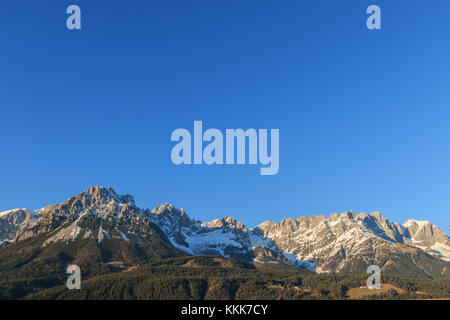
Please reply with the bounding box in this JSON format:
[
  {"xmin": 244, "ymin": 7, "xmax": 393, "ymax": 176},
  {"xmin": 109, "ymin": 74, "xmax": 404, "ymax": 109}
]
[
  {"xmin": 1, "ymin": 186, "xmax": 449, "ymax": 280},
  {"xmin": 0, "ymin": 209, "xmax": 38, "ymax": 243},
  {"xmin": 253, "ymin": 211, "xmax": 450, "ymax": 278}
]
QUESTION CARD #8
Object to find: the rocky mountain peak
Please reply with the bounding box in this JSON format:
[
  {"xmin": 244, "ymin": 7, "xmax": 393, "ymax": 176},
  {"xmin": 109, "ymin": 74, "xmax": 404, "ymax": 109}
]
[
  {"xmin": 0, "ymin": 208, "xmax": 34, "ymax": 220},
  {"xmin": 340, "ymin": 210, "xmax": 356, "ymax": 220},
  {"xmin": 370, "ymin": 211, "xmax": 382, "ymax": 219},
  {"xmin": 404, "ymin": 219, "xmax": 431, "ymax": 229},
  {"xmin": 82, "ymin": 185, "xmax": 135, "ymax": 206},
  {"xmin": 204, "ymin": 217, "xmax": 248, "ymax": 232},
  {"xmin": 1, "ymin": 187, "xmax": 450, "ymax": 278},
  {"xmin": 0, "ymin": 208, "xmax": 39, "ymax": 241},
  {"xmin": 151, "ymin": 203, "xmax": 184, "ymax": 215},
  {"xmin": 37, "ymin": 186, "xmax": 135, "ymax": 216},
  {"xmin": 150, "ymin": 203, "xmax": 193, "ymax": 232},
  {"xmin": 403, "ymin": 219, "xmax": 450, "ymax": 248},
  {"xmin": 328, "ymin": 213, "xmax": 340, "ymax": 221}
]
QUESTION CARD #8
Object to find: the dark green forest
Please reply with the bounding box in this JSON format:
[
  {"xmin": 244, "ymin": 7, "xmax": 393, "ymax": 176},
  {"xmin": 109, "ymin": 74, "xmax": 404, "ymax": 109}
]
[{"xmin": 1, "ymin": 255, "xmax": 448, "ymax": 300}]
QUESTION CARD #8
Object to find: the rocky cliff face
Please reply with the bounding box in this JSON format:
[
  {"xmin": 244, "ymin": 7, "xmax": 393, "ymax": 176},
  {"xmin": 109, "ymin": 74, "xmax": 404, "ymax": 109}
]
[
  {"xmin": 148, "ymin": 205, "xmax": 255, "ymax": 261},
  {"xmin": 402, "ymin": 219, "xmax": 450, "ymax": 258},
  {"xmin": 252, "ymin": 210, "xmax": 450, "ymax": 276},
  {"xmin": 0, "ymin": 209, "xmax": 39, "ymax": 242},
  {"xmin": 10, "ymin": 186, "xmax": 167, "ymax": 246},
  {"xmin": 1, "ymin": 186, "xmax": 449, "ymax": 279}
]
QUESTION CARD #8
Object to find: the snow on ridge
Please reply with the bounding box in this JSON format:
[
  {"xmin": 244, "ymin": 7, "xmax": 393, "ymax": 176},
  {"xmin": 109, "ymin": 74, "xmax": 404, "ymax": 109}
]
[
  {"xmin": 249, "ymin": 232, "xmax": 274, "ymax": 248},
  {"xmin": 0, "ymin": 208, "xmax": 40, "ymax": 220},
  {"xmin": 0, "ymin": 209, "xmax": 25, "ymax": 218},
  {"xmin": 160, "ymin": 208, "xmax": 450, "ymax": 267},
  {"xmin": 184, "ymin": 229, "xmax": 246, "ymax": 254},
  {"xmin": 4, "ymin": 188, "xmax": 450, "ymax": 271}
]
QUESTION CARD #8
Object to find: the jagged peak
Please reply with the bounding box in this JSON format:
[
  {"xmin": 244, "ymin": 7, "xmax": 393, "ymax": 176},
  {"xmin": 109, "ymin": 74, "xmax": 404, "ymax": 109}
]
[
  {"xmin": 0, "ymin": 208, "xmax": 31, "ymax": 218},
  {"xmin": 204, "ymin": 216, "xmax": 247, "ymax": 232},
  {"xmin": 152, "ymin": 203, "xmax": 182, "ymax": 215},
  {"xmin": 328, "ymin": 213, "xmax": 340, "ymax": 221},
  {"xmin": 339, "ymin": 210, "xmax": 356, "ymax": 220},
  {"xmin": 82, "ymin": 185, "xmax": 135, "ymax": 205},
  {"xmin": 255, "ymin": 220, "xmax": 276, "ymax": 229},
  {"xmin": 35, "ymin": 186, "xmax": 136, "ymax": 216},
  {"xmin": 369, "ymin": 211, "xmax": 388, "ymax": 221},
  {"xmin": 403, "ymin": 219, "xmax": 432, "ymax": 228},
  {"xmin": 370, "ymin": 211, "xmax": 382, "ymax": 217},
  {"xmin": 209, "ymin": 216, "xmax": 239, "ymax": 223},
  {"xmin": 357, "ymin": 212, "xmax": 369, "ymax": 219}
]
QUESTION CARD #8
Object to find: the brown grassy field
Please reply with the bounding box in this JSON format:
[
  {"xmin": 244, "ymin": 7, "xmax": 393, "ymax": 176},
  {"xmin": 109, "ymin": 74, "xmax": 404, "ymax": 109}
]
[{"xmin": 347, "ymin": 284, "xmax": 406, "ymax": 299}]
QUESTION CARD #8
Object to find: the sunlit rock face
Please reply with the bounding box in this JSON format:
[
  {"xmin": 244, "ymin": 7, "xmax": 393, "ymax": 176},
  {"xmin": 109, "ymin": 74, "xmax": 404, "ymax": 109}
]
[{"xmin": 1, "ymin": 186, "xmax": 449, "ymax": 278}]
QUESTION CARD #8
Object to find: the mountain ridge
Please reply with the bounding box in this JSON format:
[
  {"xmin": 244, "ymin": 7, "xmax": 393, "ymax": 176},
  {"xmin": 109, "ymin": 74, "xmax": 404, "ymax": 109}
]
[{"xmin": 1, "ymin": 185, "xmax": 449, "ymax": 279}]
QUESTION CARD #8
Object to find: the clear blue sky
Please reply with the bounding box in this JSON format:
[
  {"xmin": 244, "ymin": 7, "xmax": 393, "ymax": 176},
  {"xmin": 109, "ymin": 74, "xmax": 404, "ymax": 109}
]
[{"xmin": 1, "ymin": 1, "xmax": 449, "ymax": 229}]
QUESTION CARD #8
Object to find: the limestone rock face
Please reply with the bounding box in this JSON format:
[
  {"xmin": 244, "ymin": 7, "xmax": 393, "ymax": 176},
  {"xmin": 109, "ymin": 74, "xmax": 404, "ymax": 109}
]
[
  {"xmin": 1, "ymin": 186, "xmax": 449, "ymax": 279},
  {"xmin": 252, "ymin": 211, "xmax": 450, "ymax": 275},
  {"xmin": 2, "ymin": 186, "xmax": 169, "ymax": 247},
  {"xmin": 0, "ymin": 209, "xmax": 39, "ymax": 242}
]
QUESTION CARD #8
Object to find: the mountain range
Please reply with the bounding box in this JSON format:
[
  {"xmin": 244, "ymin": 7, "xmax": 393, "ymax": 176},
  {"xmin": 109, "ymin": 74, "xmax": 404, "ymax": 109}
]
[{"xmin": 1, "ymin": 186, "xmax": 449, "ymax": 280}]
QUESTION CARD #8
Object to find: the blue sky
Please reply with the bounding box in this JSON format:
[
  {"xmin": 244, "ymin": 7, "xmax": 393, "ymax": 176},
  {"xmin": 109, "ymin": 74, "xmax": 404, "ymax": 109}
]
[{"xmin": 0, "ymin": 1, "xmax": 449, "ymax": 230}]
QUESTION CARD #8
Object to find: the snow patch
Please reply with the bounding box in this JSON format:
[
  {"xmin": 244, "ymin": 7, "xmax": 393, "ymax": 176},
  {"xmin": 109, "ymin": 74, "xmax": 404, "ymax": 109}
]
[
  {"xmin": 282, "ymin": 253, "xmax": 316, "ymax": 271},
  {"xmin": 170, "ymin": 229, "xmax": 247, "ymax": 256},
  {"xmin": 249, "ymin": 233, "xmax": 274, "ymax": 248},
  {"xmin": 118, "ymin": 230, "xmax": 130, "ymax": 242}
]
